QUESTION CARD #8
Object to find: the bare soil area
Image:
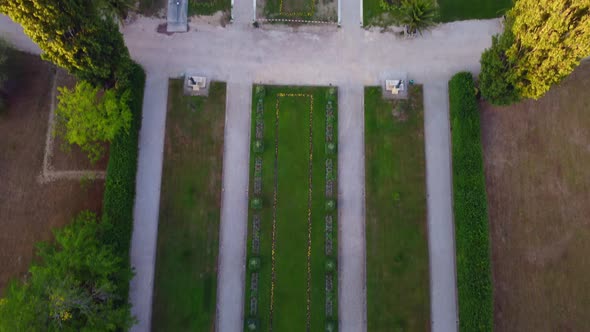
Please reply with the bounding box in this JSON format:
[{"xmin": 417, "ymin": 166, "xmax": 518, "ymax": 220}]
[
  {"xmin": 481, "ymin": 61, "xmax": 590, "ymax": 331},
  {"xmin": 0, "ymin": 52, "xmax": 104, "ymax": 294}
]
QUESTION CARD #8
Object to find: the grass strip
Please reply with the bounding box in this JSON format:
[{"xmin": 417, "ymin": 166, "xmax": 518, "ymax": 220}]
[
  {"xmin": 364, "ymin": 86, "xmax": 430, "ymax": 331},
  {"xmin": 449, "ymin": 72, "xmax": 493, "ymax": 332},
  {"xmin": 150, "ymin": 80, "xmax": 226, "ymax": 331}
]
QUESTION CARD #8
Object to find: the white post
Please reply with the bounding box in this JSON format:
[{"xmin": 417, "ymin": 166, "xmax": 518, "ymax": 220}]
[
  {"xmin": 253, "ymin": 0, "xmax": 257, "ymax": 22},
  {"xmin": 337, "ymin": 0, "xmax": 341, "ymax": 26},
  {"xmin": 231, "ymin": 0, "xmax": 234, "ymax": 22},
  {"xmin": 359, "ymin": 0, "xmax": 363, "ymax": 27}
]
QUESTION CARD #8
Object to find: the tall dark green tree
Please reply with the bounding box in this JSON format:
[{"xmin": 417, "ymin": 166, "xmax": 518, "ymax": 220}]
[{"xmin": 0, "ymin": 0, "xmax": 129, "ymax": 86}]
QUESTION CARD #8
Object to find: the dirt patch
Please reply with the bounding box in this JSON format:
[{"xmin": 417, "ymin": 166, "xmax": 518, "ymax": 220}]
[
  {"xmin": 481, "ymin": 60, "xmax": 590, "ymax": 331},
  {"xmin": 0, "ymin": 52, "xmax": 104, "ymax": 294}
]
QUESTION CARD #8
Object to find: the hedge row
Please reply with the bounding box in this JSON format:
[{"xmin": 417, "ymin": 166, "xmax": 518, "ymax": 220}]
[
  {"xmin": 100, "ymin": 60, "xmax": 146, "ymax": 300},
  {"xmin": 449, "ymin": 72, "xmax": 493, "ymax": 332}
]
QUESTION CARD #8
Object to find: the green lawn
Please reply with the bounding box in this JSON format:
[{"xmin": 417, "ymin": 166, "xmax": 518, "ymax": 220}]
[
  {"xmin": 364, "ymin": 86, "xmax": 430, "ymax": 331},
  {"xmin": 151, "ymin": 80, "xmax": 226, "ymax": 331},
  {"xmin": 363, "ymin": 0, "xmax": 511, "ymax": 26},
  {"xmin": 437, "ymin": 0, "xmax": 511, "ymax": 22},
  {"xmin": 244, "ymin": 86, "xmax": 338, "ymax": 331}
]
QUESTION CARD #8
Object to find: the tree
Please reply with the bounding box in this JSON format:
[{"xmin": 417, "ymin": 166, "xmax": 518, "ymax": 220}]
[
  {"xmin": 0, "ymin": 212, "xmax": 134, "ymax": 331},
  {"xmin": 506, "ymin": 0, "xmax": 590, "ymax": 99},
  {"xmin": 479, "ymin": 31, "xmax": 521, "ymax": 105},
  {"xmin": 55, "ymin": 81, "xmax": 132, "ymax": 162},
  {"xmin": 479, "ymin": 0, "xmax": 590, "ymax": 103},
  {"xmin": 0, "ymin": 0, "xmax": 129, "ymax": 86},
  {"xmin": 399, "ymin": 0, "xmax": 437, "ymax": 36}
]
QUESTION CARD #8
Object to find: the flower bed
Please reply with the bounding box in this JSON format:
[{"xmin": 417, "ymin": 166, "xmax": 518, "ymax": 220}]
[{"xmin": 244, "ymin": 86, "xmax": 338, "ymax": 331}]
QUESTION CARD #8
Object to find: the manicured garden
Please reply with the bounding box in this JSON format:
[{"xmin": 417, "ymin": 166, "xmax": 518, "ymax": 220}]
[
  {"xmin": 363, "ymin": 0, "xmax": 511, "ymax": 27},
  {"xmin": 437, "ymin": 0, "xmax": 511, "ymax": 22},
  {"xmin": 448, "ymin": 72, "xmax": 493, "ymax": 332},
  {"xmin": 244, "ymin": 86, "xmax": 338, "ymax": 331},
  {"xmin": 151, "ymin": 80, "xmax": 226, "ymax": 331},
  {"xmin": 259, "ymin": 0, "xmax": 337, "ymax": 22},
  {"xmin": 364, "ymin": 86, "xmax": 430, "ymax": 331}
]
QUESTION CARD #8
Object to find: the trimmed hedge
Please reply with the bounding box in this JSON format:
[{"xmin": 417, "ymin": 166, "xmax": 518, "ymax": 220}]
[
  {"xmin": 99, "ymin": 61, "xmax": 146, "ymax": 300},
  {"xmin": 449, "ymin": 72, "xmax": 493, "ymax": 331}
]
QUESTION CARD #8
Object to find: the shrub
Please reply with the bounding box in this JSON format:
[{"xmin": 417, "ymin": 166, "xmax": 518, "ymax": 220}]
[
  {"xmin": 449, "ymin": 72, "xmax": 493, "ymax": 332},
  {"xmin": 54, "ymin": 81, "xmax": 132, "ymax": 163},
  {"xmin": 325, "ymin": 257, "xmax": 336, "ymax": 272},
  {"xmin": 326, "ymin": 142, "xmax": 336, "ymax": 155},
  {"xmin": 325, "ymin": 199, "xmax": 336, "ymax": 212},
  {"xmin": 0, "ymin": 211, "xmax": 134, "ymax": 331},
  {"xmin": 99, "ymin": 61, "xmax": 145, "ymax": 300},
  {"xmin": 248, "ymin": 257, "xmax": 261, "ymax": 271},
  {"xmin": 255, "ymin": 86, "xmax": 265, "ymax": 98},
  {"xmin": 251, "ymin": 197, "xmax": 262, "ymax": 210},
  {"xmin": 253, "ymin": 139, "xmax": 264, "ymax": 153},
  {"xmin": 245, "ymin": 317, "xmax": 259, "ymax": 331},
  {"xmin": 479, "ymin": 31, "xmax": 520, "ymax": 105},
  {"xmin": 326, "ymin": 320, "xmax": 337, "ymax": 332}
]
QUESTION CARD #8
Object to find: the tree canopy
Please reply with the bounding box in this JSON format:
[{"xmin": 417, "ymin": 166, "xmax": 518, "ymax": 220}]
[
  {"xmin": 55, "ymin": 81, "xmax": 132, "ymax": 162},
  {"xmin": 479, "ymin": 0, "xmax": 590, "ymax": 104},
  {"xmin": 0, "ymin": 212, "xmax": 134, "ymax": 331},
  {"xmin": 0, "ymin": 0, "xmax": 129, "ymax": 86},
  {"xmin": 507, "ymin": 0, "xmax": 590, "ymax": 99}
]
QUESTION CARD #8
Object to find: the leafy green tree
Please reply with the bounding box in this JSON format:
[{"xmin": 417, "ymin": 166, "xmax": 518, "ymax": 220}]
[
  {"xmin": 506, "ymin": 0, "xmax": 590, "ymax": 99},
  {"xmin": 0, "ymin": 211, "xmax": 134, "ymax": 331},
  {"xmin": 55, "ymin": 81, "xmax": 132, "ymax": 162},
  {"xmin": 479, "ymin": 0, "xmax": 590, "ymax": 103},
  {"xmin": 479, "ymin": 30, "xmax": 521, "ymax": 105},
  {"xmin": 0, "ymin": 0, "xmax": 129, "ymax": 86},
  {"xmin": 399, "ymin": 0, "xmax": 437, "ymax": 35}
]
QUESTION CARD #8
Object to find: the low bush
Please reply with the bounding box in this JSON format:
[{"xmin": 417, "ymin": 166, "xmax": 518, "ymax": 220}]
[
  {"xmin": 325, "ymin": 257, "xmax": 336, "ymax": 272},
  {"xmin": 253, "ymin": 139, "xmax": 264, "ymax": 153},
  {"xmin": 248, "ymin": 257, "xmax": 261, "ymax": 271},
  {"xmin": 246, "ymin": 317, "xmax": 259, "ymax": 331},
  {"xmin": 99, "ymin": 60, "xmax": 145, "ymax": 300},
  {"xmin": 325, "ymin": 199, "xmax": 336, "ymax": 212},
  {"xmin": 325, "ymin": 142, "xmax": 336, "ymax": 155},
  {"xmin": 448, "ymin": 72, "xmax": 493, "ymax": 332},
  {"xmin": 251, "ymin": 197, "xmax": 262, "ymax": 210}
]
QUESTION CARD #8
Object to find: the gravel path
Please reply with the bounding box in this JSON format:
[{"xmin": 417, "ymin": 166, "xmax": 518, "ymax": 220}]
[
  {"xmin": 423, "ymin": 81, "xmax": 459, "ymax": 331},
  {"xmin": 128, "ymin": 73, "xmax": 169, "ymax": 332},
  {"xmin": 0, "ymin": 11, "xmax": 503, "ymax": 332},
  {"xmin": 337, "ymin": 84, "xmax": 367, "ymax": 332},
  {"xmin": 216, "ymin": 81, "xmax": 253, "ymax": 332}
]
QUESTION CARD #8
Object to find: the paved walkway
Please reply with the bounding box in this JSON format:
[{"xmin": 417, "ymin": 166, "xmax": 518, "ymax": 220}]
[
  {"xmin": 216, "ymin": 81, "xmax": 252, "ymax": 332},
  {"xmin": 423, "ymin": 82, "xmax": 459, "ymax": 331},
  {"xmin": 129, "ymin": 73, "xmax": 169, "ymax": 332},
  {"xmin": 338, "ymin": 85, "xmax": 366, "ymax": 332},
  {"xmin": 0, "ymin": 9, "xmax": 503, "ymax": 332}
]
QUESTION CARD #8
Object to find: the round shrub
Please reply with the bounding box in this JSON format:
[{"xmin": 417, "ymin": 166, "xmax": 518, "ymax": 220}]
[
  {"xmin": 326, "ymin": 142, "xmax": 336, "ymax": 155},
  {"xmin": 248, "ymin": 256, "xmax": 261, "ymax": 271},
  {"xmin": 326, "ymin": 320, "xmax": 336, "ymax": 332},
  {"xmin": 325, "ymin": 199, "xmax": 336, "ymax": 212},
  {"xmin": 246, "ymin": 317, "xmax": 259, "ymax": 331},
  {"xmin": 255, "ymin": 86, "xmax": 265, "ymax": 97},
  {"xmin": 251, "ymin": 197, "xmax": 262, "ymax": 210},
  {"xmin": 253, "ymin": 140, "xmax": 264, "ymax": 153},
  {"xmin": 325, "ymin": 257, "xmax": 336, "ymax": 272}
]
